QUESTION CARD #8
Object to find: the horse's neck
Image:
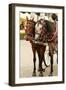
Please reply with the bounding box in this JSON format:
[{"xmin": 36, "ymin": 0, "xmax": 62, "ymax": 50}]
[{"xmin": 52, "ymin": 22, "xmax": 56, "ymax": 33}]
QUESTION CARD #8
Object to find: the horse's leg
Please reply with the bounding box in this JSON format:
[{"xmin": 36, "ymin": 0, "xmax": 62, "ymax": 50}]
[
  {"xmin": 50, "ymin": 54, "xmax": 53, "ymax": 75},
  {"xmin": 56, "ymin": 43, "xmax": 58, "ymax": 64},
  {"xmin": 37, "ymin": 48, "xmax": 45, "ymax": 72},
  {"xmin": 49, "ymin": 44, "xmax": 54, "ymax": 76},
  {"xmin": 37, "ymin": 51, "xmax": 40, "ymax": 71},
  {"xmin": 42, "ymin": 46, "xmax": 49, "ymax": 68},
  {"xmin": 33, "ymin": 52, "xmax": 36, "ymax": 73},
  {"xmin": 49, "ymin": 52, "xmax": 53, "ymax": 76},
  {"xmin": 39, "ymin": 56, "xmax": 43, "ymax": 71},
  {"xmin": 40, "ymin": 46, "xmax": 48, "ymax": 71},
  {"xmin": 40, "ymin": 50, "xmax": 46, "ymax": 72},
  {"xmin": 38, "ymin": 48, "xmax": 45, "ymax": 72},
  {"xmin": 37, "ymin": 52, "xmax": 43, "ymax": 76},
  {"xmin": 37, "ymin": 50, "xmax": 42, "ymax": 71},
  {"xmin": 55, "ymin": 43, "xmax": 58, "ymax": 64},
  {"xmin": 32, "ymin": 47, "xmax": 36, "ymax": 76},
  {"xmin": 54, "ymin": 50, "xmax": 58, "ymax": 64}
]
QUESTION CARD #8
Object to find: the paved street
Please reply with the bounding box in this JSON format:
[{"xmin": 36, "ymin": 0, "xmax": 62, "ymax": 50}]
[{"xmin": 19, "ymin": 40, "xmax": 58, "ymax": 78}]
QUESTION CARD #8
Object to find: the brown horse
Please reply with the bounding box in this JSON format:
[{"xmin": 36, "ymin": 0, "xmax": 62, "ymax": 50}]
[
  {"xmin": 24, "ymin": 18, "xmax": 48, "ymax": 76},
  {"xmin": 24, "ymin": 15, "xmax": 58, "ymax": 76},
  {"xmin": 47, "ymin": 14, "xmax": 58, "ymax": 75}
]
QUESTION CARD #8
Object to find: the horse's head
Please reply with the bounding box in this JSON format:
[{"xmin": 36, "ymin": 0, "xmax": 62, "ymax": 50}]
[{"xmin": 24, "ymin": 18, "xmax": 35, "ymax": 41}]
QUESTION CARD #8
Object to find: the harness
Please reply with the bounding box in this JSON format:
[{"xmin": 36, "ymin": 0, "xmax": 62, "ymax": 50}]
[{"xmin": 25, "ymin": 20, "xmax": 57, "ymax": 45}]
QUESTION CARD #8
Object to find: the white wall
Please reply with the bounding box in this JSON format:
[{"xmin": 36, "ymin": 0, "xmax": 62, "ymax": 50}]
[{"xmin": 0, "ymin": 0, "xmax": 66, "ymax": 90}]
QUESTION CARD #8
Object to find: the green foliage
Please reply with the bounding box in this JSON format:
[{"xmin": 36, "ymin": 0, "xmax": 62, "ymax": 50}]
[{"xmin": 20, "ymin": 33, "xmax": 26, "ymax": 40}]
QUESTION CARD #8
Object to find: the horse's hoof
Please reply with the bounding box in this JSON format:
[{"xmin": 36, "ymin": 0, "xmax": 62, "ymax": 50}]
[
  {"xmin": 38, "ymin": 68, "xmax": 45, "ymax": 72},
  {"xmin": 38, "ymin": 68, "xmax": 41, "ymax": 72},
  {"xmin": 42, "ymin": 69, "xmax": 45, "ymax": 72},
  {"xmin": 39, "ymin": 72, "xmax": 43, "ymax": 77},
  {"xmin": 48, "ymin": 73, "xmax": 53, "ymax": 76},
  {"xmin": 32, "ymin": 72, "xmax": 36, "ymax": 76}
]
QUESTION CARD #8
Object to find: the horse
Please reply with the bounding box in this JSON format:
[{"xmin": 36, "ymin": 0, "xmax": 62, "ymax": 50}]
[
  {"xmin": 39, "ymin": 18, "xmax": 58, "ymax": 76},
  {"xmin": 24, "ymin": 14, "xmax": 58, "ymax": 76},
  {"xmin": 46, "ymin": 14, "xmax": 58, "ymax": 75},
  {"xmin": 24, "ymin": 18, "xmax": 48, "ymax": 76},
  {"xmin": 35, "ymin": 18, "xmax": 58, "ymax": 76},
  {"xmin": 36, "ymin": 16, "xmax": 58, "ymax": 76}
]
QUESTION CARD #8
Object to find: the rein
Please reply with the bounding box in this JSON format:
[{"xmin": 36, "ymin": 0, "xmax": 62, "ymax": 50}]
[{"xmin": 25, "ymin": 32, "xmax": 48, "ymax": 46}]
